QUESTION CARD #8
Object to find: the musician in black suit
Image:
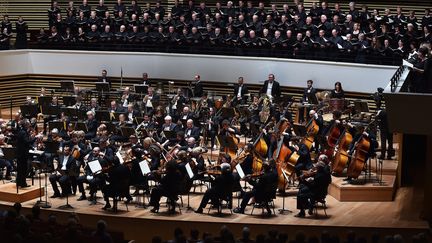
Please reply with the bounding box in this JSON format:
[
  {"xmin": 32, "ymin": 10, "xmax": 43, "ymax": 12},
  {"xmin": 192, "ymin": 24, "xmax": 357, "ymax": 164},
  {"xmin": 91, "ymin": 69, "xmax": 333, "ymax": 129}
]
[
  {"xmin": 15, "ymin": 120, "xmax": 34, "ymax": 187},
  {"xmin": 85, "ymin": 111, "xmax": 98, "ymax": 140},
  {"xmin": 193, "ymin": 74, "xmax": 204, "ymax": 97},
  {"xmin": 302, "ymin": 80, "xmax": 317, "ymax": 103},
  {"xmin": 98, "ymin": 69, "xmax": 112, "ymax": 88},
  {"xmin": 108, "ymin": 100, "xmax": 125, "ymax": 113},
  {"xmin": 149, "ymin": 160, "xmax": 183, "ymax": 213},
  {"xmin": 233, "ymin": 77, "xmax": 250, "ymax": 105},
  {"xmin": 376, "ymin": 109, "xmax": 394, "ymax": 160},
  {"xmin": 184, "ymin": 119, "xmax": 201, "ymax": 141},
  {"xmin": 195, "ymin": 162, "xmax": 235, "ymax": 213},
  {"xmin": 102, "ymin": 156, "xmax": 132, "ymax": 211},
  {"xmin": 295, "ymin": 160, "xmax": 331, "ymax": 217},
  {"xmin": 234, "ymin": 162, "xmax": 278, "ymax": 214},
  {"xmin": 142, "ymin": 72, "xmax": 151, "ymax": 86},
  {"xmin": 260, "ymin": 74, "xmax": 281, "ymax": 98},
  {"xmin": 77, "ymin": 147, "xmax": 107, "ymax": 202},
  {"xmin": 49, "ymin": 146, "xmax": 78, "ymax": 197}
]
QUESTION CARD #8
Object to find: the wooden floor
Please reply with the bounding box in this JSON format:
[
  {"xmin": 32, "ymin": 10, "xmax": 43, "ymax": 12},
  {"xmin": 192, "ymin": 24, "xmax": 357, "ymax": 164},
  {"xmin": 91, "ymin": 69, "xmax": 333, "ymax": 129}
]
[{"xmin": 0, "ymin": 175, "xmax": 429, "ymax": 242}]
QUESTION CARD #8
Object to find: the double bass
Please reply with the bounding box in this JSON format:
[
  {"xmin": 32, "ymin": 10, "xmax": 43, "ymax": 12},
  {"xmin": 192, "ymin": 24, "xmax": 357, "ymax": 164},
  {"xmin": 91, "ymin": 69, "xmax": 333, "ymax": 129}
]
[
  {"xmin": 301, "ymin": 117, "xmax": 319, "ymax": 150},
  {"xmin": 347, "ymin": 124, "xmax": 373, "ymax": 179},
  {"xmin": 272, "ymin": 118, "xmax": 299, "ymax": 190},
  {"xmin": 331, "ymin": 129, "xmax": 353, "ymax": 174}
]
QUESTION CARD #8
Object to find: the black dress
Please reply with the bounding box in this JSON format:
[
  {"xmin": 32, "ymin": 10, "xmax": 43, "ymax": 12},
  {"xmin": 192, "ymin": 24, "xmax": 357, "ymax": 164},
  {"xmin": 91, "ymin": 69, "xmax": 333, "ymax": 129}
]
[{"xmin": 15, "ymin": 21, "xmax": 28, "ymax": 49}]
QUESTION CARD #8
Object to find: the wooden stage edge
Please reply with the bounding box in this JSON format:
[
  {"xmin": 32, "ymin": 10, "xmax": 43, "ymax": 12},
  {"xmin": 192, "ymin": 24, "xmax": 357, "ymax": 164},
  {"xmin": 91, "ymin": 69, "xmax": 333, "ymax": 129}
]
[{"xmin": 0, "ymin": 178, "xmax": 429, "ymax": 243}]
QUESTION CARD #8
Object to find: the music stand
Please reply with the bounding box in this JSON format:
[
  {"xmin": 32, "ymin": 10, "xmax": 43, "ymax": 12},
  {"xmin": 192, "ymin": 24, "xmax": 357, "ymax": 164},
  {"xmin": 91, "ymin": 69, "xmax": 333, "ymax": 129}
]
[
  {"xmin": 43, "ymin": 105, "xmax": 60, "ymax": 117},
  {"xmin": 32, "ymin": 160, "xmax": 51, "ymax": 209},
  {"xmin": 60, "ymin": 80, "xmax": 75, "ymax": 92},
  {"xmin": 104, "ymin": 122, "xmax": 117, "ymax": 134},
  {"xmin": 354, "ymin": 100, "xmax": 370, "ymax": 113},
  {"xmin": 121, "ymin": 126, "xmax": 136, "ymax": 138},
  {"xmin": 219, "ymin": 107, "xmax": 235, "ymax": 119},
  {"xmin": 134, "ymin": 85, "xmax": 148, "ymax": 94},
  {"xmin": 278, "ymin": 169, "xmax": 292, "ymax": 214},
  {"xmin": 38, "ymin": 96, "xmax": 52, "ymax": 107},
  {"xmin": 62, "ymin": 96, "xmax": 76, "ymax": 107},
  {"xmin": 293, "ymin": 124, "xmax": 307, "ymax": 137},
  {"xmin": 48, "ymin": 121, "xmax": 66, "ymax": 132},
  {"xmin": 96, "ymin": 82, "xmax": 110, "ymax": 92},
  {"xmin": 163, "ymin": 131, "xmax": 177, "ymax": 141},
  {"xmin": 20, "ymin": 105, "xmax": 39, "ymax": 118},
  {"xmin": 73, "ymin": 122, "xmax": 88, "ymax": 132},
  {"xmin": 96, "ymin": 111, "xmax": 111, "ymax": 122}
]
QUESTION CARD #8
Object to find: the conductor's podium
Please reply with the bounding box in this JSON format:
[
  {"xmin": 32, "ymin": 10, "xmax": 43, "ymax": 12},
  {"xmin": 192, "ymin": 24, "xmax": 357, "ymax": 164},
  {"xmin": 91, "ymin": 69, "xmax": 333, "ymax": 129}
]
[{"xmin": 0, "ymin": 183, "xmax": 43, "ymax": 203}]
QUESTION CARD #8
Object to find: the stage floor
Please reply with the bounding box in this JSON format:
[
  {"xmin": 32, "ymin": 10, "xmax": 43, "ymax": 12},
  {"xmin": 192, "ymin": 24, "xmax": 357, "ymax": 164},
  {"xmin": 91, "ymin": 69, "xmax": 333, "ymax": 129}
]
[{"xmin": 0, "ymin": 175, "xmax": 428, "ymax": 242}]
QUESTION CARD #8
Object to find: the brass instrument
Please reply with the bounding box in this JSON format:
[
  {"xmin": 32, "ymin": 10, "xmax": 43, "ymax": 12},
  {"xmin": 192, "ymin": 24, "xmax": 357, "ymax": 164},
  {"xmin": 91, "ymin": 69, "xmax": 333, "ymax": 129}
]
[{"xmin": 259, "ymin": 95, "xmax": 271, "ymax": 123}]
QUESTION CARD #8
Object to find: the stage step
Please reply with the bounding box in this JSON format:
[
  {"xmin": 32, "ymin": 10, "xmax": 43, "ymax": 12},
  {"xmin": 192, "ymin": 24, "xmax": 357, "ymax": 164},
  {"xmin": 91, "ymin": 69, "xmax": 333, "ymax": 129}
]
[
  {"xmin": 0, "ymin": 183, "xmax": 44, "ymax": 203},
  {"xmin": 328, "ymin": 175, "xmax": 396, "ymax": 202}
]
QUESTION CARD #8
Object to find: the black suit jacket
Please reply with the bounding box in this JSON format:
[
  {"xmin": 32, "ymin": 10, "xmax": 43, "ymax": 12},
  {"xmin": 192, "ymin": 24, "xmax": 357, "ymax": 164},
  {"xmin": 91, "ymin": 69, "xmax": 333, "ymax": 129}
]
[
  {"xmin": 184, "ymin": 126, "xmax": 200, "ymax": 140},
  {"xmin": 233, "ymin": 84, "xmax": 249, "ymax": 97},
  {"xmin": 302, "ymin": 87, "xmax": 317, "ymax": 102},
  {"xmin": 260, "ymin": 80, "xmax": 281, "ymax": 98},
  {"xmin": 57, "ymin": 155, "xmax": 78, "ymax": 176},
  {"xmin": 86, "ymin": 119, "xmax": 98, "ymax": 137},
  {"xmin": 193, "ymin": 81, "xmax": 203, "ymax": 97}
]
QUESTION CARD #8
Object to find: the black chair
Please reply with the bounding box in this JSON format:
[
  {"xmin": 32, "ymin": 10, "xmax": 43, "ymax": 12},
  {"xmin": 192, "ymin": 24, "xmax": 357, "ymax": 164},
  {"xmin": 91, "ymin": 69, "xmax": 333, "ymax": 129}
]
[
  {"xmin": 312, "ymin": 195, "xmax": 328, "ymax": 217},
  {"xmin": 111, "ymin": 178, "xmax": 131, "ymax": 212},
  {"xmin": 207, "ymin": 194, "xmax": 233, "ymax": 215},
  {"xmin": 250, "ymin": 182, "xmax": 277, "ymax": 215}
]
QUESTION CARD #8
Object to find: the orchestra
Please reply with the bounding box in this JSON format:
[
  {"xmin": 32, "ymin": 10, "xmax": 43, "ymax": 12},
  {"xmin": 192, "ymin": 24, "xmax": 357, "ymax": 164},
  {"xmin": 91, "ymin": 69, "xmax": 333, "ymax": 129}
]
[{"xmin": 1, "ymin": 70, "xmax": 386, "ymax": 217}]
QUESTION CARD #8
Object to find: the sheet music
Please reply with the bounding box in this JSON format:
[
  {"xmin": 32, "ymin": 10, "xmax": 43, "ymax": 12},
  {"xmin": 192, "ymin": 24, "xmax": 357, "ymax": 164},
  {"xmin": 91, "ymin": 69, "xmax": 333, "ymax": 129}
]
[
  {"xmin": 116, "ymin": 151, "xmax": 124, "ymax": 164},
  {"xmin": 236, "ymin": 163, "xmax": 245, "ymax": 179},
  {"xmin": 29, "ymin": 149, "xmax": 44, "ymax": 155},
  {"xmin": 88, "ymin": 160, "xmax": 102, "ymax": 174},
  {"xmin": 402, "ymin": 59, "xmax": 413, "ymax": 68},
  {"xmin": 185, "ymin": 162, "xmax": 194, "ymax": 179},
  {"xmin": 139, "ymin": 160, "xmax": 151, "ymax": 175},
  {"xmin": 337, "ymin": 43, "xmax": 343, "ymax": 49}
]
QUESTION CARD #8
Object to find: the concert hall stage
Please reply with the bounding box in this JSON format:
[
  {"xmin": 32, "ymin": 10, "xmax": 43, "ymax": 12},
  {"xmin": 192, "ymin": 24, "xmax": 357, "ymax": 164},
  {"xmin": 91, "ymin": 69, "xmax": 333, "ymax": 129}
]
[{"xmin": 0, "ymin": 174, "xmax": 428, "ymax": 242}]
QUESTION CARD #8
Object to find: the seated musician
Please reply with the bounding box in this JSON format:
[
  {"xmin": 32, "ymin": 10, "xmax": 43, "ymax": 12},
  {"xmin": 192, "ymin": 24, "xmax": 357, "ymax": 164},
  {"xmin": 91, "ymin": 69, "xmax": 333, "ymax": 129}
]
[
  {"xmin": 190, "ymin": 147, "xmax": 206, "ymax": 179},
  {"xmin": 184, "ymin": 119, "xmax": 200, "ymax": 141},
  {"xmin": 88, "ymin": 98, "xmax": 100, "ymax": 113},
  {"xmin": 98, "ymin": 69, "xmax": 111, "ymax": 87},
  {"xmin": 77, "ymin": 147, "xmax": 107, "ymax": 202},
  {"xmin": 294, "ymin": 143, "xmax": 313, "ymax": 176},
  {"xmin": 102, "ymin": 156, "xmax": 132, "ymax": 211},
  {"xmin": 179, "ymin": 137, "xmax": 197, "ymax": 152},
  {"xmin": 195, "ymin": 162, "xmax": 235, "ymax": 213},
  {"xmin": 0, "ymin": 134, "xmax": 13, "ymax": 180},
  {"xmin": 108, "ymin": 100, "xmax": 124, "ymax": 113},
  {"xmin": 85, "ymin": 111, "xmax": 98, "ymax": 140},
  {"xmin": 234, "ymin": 162, "xmax": 278, "ymax": 215},
  {"xmin": 239, "ymin": 143, "xmax": 255, "ymax": 176},
  {"xmin": 295, "ymin": 158, "xmax": 332, "ymax": 218},
  {"xmin": 218, "ymin": 119, "xmax": 239, "ymax": 152},
  {"xmin": 98, "ymin": 137, "xmax": 114, "ymax": 162},
  {"xmin": 233, "ymin": 77, "xmax": 249, "ymax": 106},
  {"xmin": 121, "ymin": 87, "xmax": 134, "ymax": 108},
  {"xmin": 177, "ymin": 107, "xmax": 193, "ymax": 129},
  {"xmin": 330, "ymin": 81, "xmax": 345, "ymax": 99},
  {"xmin": 126, "ymin": 104, "xmax": 139, "ymax": 124},
  {"xmin": 149, "ymin": 160, "xmax": 183, "ymax": 213},
  {"xmin": 49, "ymin": 145, "xmax": 79, "ymax": 198},
  {"xmin": 159, "ymin": 115, "xmax": 179, "ymax": 146},
  {"xmin": 73, "ymin": 95, "xmax": 87, "ymax": 111}
]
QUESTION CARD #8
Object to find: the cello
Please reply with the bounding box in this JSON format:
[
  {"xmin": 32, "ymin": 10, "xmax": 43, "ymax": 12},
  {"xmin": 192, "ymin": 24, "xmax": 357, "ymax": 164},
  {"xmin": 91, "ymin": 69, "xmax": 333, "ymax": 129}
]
[
  {"xmin": 272, "ymin": 119, "xmax": 300, "ymax": 190},
  {"xmin": 252, "ymin": 121, "xmax": 273, "ymax": 158}
]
